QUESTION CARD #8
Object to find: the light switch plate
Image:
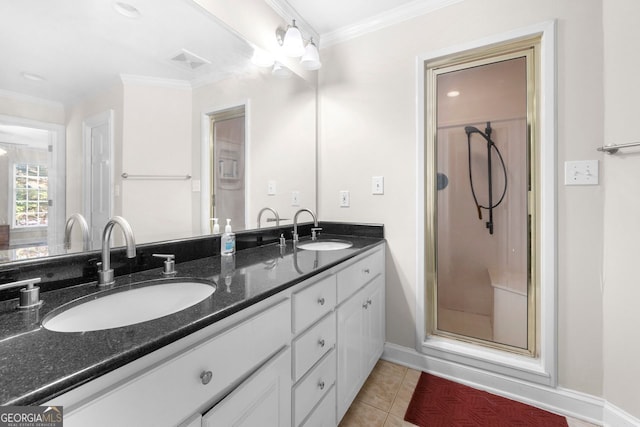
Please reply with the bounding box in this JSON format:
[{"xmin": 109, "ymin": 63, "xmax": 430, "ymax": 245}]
[
  {"xmin": 372, "ymin": 176, "xmax": 384, "ymax": 195},
  {"xmin": 267, "ymin": 180, "xmax": 276, "ymax": 195},
  {"xmin": 339, "ymin": 190, "xmax": 350, "ymax": 207},
  {"xmin": 191, "ymin": 179, "xmax": 201, "ymax": 192},
  {"xmin": 564, "ymin": 160, "xmax": 599, "ymax": 185},
  {"xmin": 291, "ymin": 191, "xmax": 300, "ymax": 206}
]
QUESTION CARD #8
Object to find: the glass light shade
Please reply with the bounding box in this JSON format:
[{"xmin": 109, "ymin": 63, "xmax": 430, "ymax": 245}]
[
  {"xmin": 0, "ymin": 148, "xmax": 6, "ymax": 156},
  {"xmin": 272, "ymin": 62, "xmax": 292, "ymax": 78},
  {"xmin": 300, "ymin": 41, "xmax": 321, "ymax": 71},
  {"xmin": 281, "ymin": 23, "xmax": 305, "ymax": 57}
]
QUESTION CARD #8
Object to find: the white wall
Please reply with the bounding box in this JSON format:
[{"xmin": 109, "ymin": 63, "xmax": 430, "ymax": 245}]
[
  {"xmin": 318, "ymin": 0, "xmax": 604, "ymax": 397},
  {"xmin": 191, "ymin": 71, "xmax": 316, "ymax": 233},
  {"xmin": 602, "ymin": 0, "xmax": 640, "ymax": 420},
  {"xmin": 121, "ymin": 82, "xmax": 193, "ymax": 244}
]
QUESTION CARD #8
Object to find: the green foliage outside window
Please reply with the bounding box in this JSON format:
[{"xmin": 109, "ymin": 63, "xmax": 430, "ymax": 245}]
[{"xmin": 14, "ymin": 163, "xmax": 48, "ymax": 227}]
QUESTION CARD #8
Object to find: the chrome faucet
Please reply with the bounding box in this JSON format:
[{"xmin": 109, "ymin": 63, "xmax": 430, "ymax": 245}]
[
  {"xmin": 257, "ymin": 207, "xmax": 280, "ymax": 229},
  {"xmin": 292, "ymin": 208, "xmax": 321, "ymax": 242},
  {"xmin": 98, "ymin": 216, "xmax": 136, "ymax": 287},
  {"xmin": 64, "ymin": 213, "xmax": 90, "ymax": 251}
]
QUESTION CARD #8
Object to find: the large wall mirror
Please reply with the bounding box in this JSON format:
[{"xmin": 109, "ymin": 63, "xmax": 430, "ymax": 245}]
[{"xmin": 0, "ymin": 0, "xmax": 317, "ymax": 263}]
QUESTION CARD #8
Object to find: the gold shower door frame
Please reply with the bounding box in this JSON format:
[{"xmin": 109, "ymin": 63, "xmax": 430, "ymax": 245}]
[{"xmin": 425, "ymin": 39, "xmax": 540, "ymax": 357}]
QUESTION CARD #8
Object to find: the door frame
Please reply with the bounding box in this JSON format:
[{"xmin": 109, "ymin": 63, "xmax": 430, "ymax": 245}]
[
  {"xmin": 415, "ymin": 21, "xmax": 557, "ymax": 386},
  {"xmin": 199, "ymin": 100, "xmax": 250, "ymax": 234},
  {"xmin": 0, "ymin": 114, "xmax": 65, "ymax": 248},
  {"xmin": 82, "ymin": 110, "xmax": 114, "ymax": 248}
]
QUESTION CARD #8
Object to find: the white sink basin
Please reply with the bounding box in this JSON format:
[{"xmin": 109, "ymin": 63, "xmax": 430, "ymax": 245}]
[
  {"xmin": 297, "ymin": 239, "xmax": 353, "ymax": 251},
  {"xmin": 43, "ymin": 280, "xmax": 215, "ymax": 333}
]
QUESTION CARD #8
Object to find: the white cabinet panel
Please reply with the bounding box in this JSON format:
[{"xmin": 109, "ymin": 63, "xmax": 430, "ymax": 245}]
[
  {"xmin": 203, "ymin": 347, "xmax": 291, "ymax": 427},
  {"xmin": 293, "ymin": 350, "xmax": 336, "ymax": 426},
  {"xmin": 336, "ymin": 248, "xmax": 384, "ymax": 303},
  {"xmin": 293, "ymin": 312, "xmax": 336, "ymax": 381},
  {"xmin": 292, "ymin": 275, "xmax": 336, "ymax": 333},
  {"xmin": 300, "ymin": 385, "xmax": 336, "ymax": 427}
]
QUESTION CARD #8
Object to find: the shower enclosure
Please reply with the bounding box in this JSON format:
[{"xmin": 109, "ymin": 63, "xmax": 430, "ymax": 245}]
[{"xmin": 426, "ymin": 47, "xmax": 537, "ymax": 354}]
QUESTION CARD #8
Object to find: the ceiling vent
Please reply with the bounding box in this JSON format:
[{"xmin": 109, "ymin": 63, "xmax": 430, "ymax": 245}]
[{"xmin": 169, "ymin": 49, "xmax": 211, "ymax": 71}]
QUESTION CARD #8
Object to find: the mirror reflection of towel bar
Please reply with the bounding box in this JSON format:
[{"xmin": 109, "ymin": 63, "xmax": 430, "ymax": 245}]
[
  {"xmin": 121, "ymin": 173, "xmax": 192, "ymax": 180},
  {"xmin": 597, "ymin": 141, "xmax": 640, "ymax": 155}
]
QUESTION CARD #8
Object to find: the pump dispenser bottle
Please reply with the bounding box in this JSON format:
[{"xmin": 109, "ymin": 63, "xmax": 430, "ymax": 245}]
[
  {"xmin": 211, "ymin": 218, "xmax": 220, "ymax": 234},
  {"xmin": 220, "ymin": 218, "xmax": 236, "ymax": 256}
]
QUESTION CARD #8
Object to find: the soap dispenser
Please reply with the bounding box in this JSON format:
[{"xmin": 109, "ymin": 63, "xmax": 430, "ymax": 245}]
[
  {"xmin": 211, "ymin": 218, "xmax": 220, "ymax": 234},
  {"xmin": 220, "ymin": 219, "xmax": 236, "ymax": 256}
]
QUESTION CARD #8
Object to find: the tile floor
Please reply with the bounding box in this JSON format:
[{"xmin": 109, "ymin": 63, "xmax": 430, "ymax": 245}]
[{"xmin": 338, "ymin": 359, "xmax": 600, "ymax": 427}]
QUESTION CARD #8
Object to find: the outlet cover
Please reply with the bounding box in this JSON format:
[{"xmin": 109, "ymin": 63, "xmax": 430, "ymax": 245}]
[
  {"xmin": 339, "ymin": 190, "xmax": 350, "ymax": 207},
  {"xmin": 564, "ymin": 160, "xmax": 599, "ymax": 185},
  {"xmin": 372, "ymin": 176, "xmax": 384, "ymax": 195},
  {"xmin": 291, "ymin": 191, "xmax": 300, "ymax": 206},
  {"xmin": 267, "ymin": 180, "xmax": 276, "ymax": 195}
]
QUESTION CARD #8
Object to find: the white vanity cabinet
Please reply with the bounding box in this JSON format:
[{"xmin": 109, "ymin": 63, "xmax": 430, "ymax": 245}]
[
  {"xmin": 55, "ymin": 298, "xmax": 291, "ymax": 427},
  {"xmin": 336, "ymin": 248, "xmax": 386, "ymax": 422}
]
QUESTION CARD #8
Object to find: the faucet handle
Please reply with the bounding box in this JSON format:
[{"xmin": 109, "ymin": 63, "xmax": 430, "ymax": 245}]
[
  {"xmin": 311, "ymin": 227, "xmax": 323, "ymax": 240},
  {"xmin": 152, "ymin": 254, "xmax": 176, "ymax": 276},
  {"xmin": 0, "ymin": 278, "xmax": 42, "ymax": 309}
]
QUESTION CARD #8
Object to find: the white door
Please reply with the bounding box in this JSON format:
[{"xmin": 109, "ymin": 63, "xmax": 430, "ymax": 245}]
[{"xmin": 83, "ymin": 111, "xmax": 112, "ymax": 249}]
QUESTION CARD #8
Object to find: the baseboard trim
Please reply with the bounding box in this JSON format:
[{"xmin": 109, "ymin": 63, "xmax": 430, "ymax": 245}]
[
  {"xmin": 382, "ymin": 343, "xmax": 607, "ymax": 425},
  {"xmin": 604, "ymin": 401, "xmax": 640, "ymax": 427}
]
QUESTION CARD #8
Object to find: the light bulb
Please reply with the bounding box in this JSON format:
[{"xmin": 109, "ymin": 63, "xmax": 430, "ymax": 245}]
[
  {"xmin": 281, "ymin": 21, "xmax": 305, "ymax": 58},
  {"xmin": 300, "ymin": 39, "xmax": 321, "ymax": 71}
]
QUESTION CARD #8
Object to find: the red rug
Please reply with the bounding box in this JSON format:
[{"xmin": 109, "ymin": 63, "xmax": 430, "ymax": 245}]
[{"xmin": 404, "ymin": 373, "xmax": 568, "ymax": 427}]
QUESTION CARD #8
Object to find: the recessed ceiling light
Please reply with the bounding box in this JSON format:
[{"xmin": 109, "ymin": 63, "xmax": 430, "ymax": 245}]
[
  {"xmin": 447, "ymin": 90, "xmax": 460, "ymax": 97},
  {"xmin": 114, "ymin": 2, "xmax": 141, "ymax": 18},
  {"xmin": 21, "ymin": 72, "xmax": 46, "ymax": 82}
]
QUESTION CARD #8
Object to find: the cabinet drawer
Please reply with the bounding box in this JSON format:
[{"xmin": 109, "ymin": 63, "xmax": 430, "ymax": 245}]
[
  {"xmin": 337, "ymin": 248, "xmax": 384, "ymax": 303},
  {"xmin": 293, "ymin": 275, "xmax": 336, "ymax": 333},
  {"xmin": 66, "ymin": 299, "xmax": 291, "ymax": 427},
  {"xmin": 293, "ymin": 312, "xmax": 336, "ymax": 381},
  {"xmin": 293, "ymin": 350, "xmax": 336, "ymax": 426},
  {"xmin": 301, "ymin": 385, "xmax": 336, "ymax": 427}
]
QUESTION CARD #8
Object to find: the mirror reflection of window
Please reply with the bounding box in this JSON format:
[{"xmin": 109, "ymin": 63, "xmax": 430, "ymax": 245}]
[{"xmin": 210, "ymin": 106, "xmax": 246, "ymax": 231}]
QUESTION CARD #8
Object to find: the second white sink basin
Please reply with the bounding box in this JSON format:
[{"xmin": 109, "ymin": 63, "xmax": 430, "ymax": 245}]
[
  {"xmin": 297, "ymin": 239, "xmax": 353, "ymax": 251},
  {"xmin": 43, "ymin": 280, "xmax": 215, "ymax": 333}
]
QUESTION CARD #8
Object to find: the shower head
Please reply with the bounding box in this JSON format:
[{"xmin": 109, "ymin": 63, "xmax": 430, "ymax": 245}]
[{"xmin": 465, "ymin": 126, "xmax": 482, "ymax": 135}]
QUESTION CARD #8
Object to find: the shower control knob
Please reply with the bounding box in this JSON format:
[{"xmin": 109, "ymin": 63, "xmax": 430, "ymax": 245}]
[{"xmin": 200, "ymin": 370, "xmax": 213, "ymax": 385}]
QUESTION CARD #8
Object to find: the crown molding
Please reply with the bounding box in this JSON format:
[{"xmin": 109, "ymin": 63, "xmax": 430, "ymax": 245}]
[
  {"xmin": 321, "ymin": 0, "xmax": 464, "ymax": 48},
  {"xmin": 264, "ymin": 0, "xmax": 320, "ymax": 42}
]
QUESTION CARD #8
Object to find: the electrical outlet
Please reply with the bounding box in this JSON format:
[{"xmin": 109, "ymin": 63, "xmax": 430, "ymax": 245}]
[
  {"xmin": 372, "ymin": 176, "xmax": 384, "ymax": 195},
  {"xmin": 339, "ymin": 190, "xmax": 350, "ymax": 207},
  {"xmin": 267, "ymin": 180, "xmax": 276, "ymax": 195},
  {"xmin": 291, "ymin": 191, "xmax": 300, "ymax": 206}
]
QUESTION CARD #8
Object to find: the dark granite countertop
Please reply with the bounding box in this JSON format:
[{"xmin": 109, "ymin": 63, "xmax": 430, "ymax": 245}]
[{"xmin": 0, "ymin": 233, "xmax": 384, "ymax": 406}]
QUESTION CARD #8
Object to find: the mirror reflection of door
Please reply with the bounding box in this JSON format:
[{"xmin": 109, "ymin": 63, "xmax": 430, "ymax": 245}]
[
  {"xmin": 426, "ymin": 41, "xmax": 538, "ymax": 356},
  {"xmin": 209, "ymin": 106, "xmax": 246, "ymax": 231},
  {"xmin": 0, "ymin": 117, "xmax": 64, "ymax": 259},
  {"xmin": 83, "ymin": 111, "xmax": 113, "ymax": 250}
]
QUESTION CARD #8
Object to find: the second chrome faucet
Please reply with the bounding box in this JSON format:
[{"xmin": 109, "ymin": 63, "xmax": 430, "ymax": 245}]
[
  {"xmin": 293, "ymin": 208, "xmax": 322, "ymax": 242},
  {"xmin": 98, "ymin": 216, "xmax": 136, "ymax": 287}
]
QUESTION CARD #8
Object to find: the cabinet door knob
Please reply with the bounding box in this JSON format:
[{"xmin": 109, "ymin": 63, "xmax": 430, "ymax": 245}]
[
  {"xmin": 318, "ymin": 380, "xmax": 325, "ymax": 390},
  {"xmin": 317, "ymin": 297, "xmax": 325, "ymax": 306},
  {"xmin": 200, "ymin": 370, "xmax": 213, "ymax": 385},
  {"xmin": 363, "ymin": 268, "xmax": 370, "ymax": 274},
  {"xmin": 367, "ymin": 299, "xmax": 372, "ymax": 306},
  {"xmin": 318, "ymin": 338, "xmax": 325, "ymax": 348},
  {"xmin": 363, "ymin": 302, "xmax": 369, "ymax": 309}
]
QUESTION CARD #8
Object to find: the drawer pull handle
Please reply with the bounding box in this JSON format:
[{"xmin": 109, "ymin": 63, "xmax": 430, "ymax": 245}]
[
  {"xmin": 318, "ymin": 338, "xmax": 325, "ymax": 348},
  {"xmin": 200, "ymin": 370, "xmax": 213, "ymax": 385},
  {"xmin": 318, "ymin": 380, "xmax": 325, "ymax": 390},
  {"xmin": 363, "ymin": 268, "xmax": 370, "ymax": 274},
  {"xmin": 317, "ymin": 297, "xmax": 325, "ymax": 306}
]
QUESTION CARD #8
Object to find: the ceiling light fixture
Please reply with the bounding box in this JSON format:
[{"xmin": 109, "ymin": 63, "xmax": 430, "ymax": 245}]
[
  {"xmin": 114, "ymin": 2, "xmax": 141, "ymax": 19},
  {"xmin": 0, "ymin": 148, "xmax": 6, "ymax": 156},
  {"xmin": 275, "ymin": 20, "xmax": 322, "ymax": 71},
  {"xmin": 272, "ymin": 62, "xmax": 292, "ymax": 78}
]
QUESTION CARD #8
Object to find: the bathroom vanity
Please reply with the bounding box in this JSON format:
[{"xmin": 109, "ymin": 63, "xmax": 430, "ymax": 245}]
[{"xmin": 0, "ymin": 227, "xmax": 385, "ymax": 427}]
